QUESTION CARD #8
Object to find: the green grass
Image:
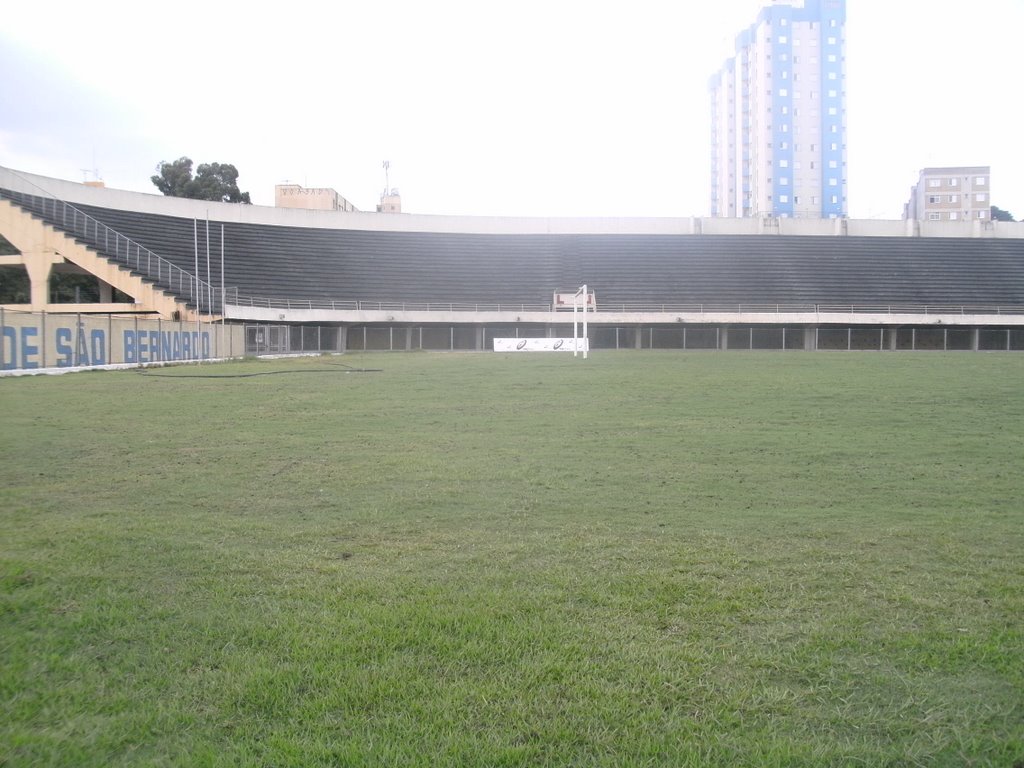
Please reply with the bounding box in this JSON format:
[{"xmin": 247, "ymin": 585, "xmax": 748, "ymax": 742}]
[{"xmin": 2, "ymin": 351, "xmax": 1022, "ymax": 766}]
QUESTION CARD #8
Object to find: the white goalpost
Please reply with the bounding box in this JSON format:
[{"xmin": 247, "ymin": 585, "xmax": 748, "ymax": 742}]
[
  {"xmin": 573, "ymin": 284, "xmax": 589, "ymax": 359},
  {"xmin": 491, "ymin": 285, "xmax": 592, "ymax": 354}
]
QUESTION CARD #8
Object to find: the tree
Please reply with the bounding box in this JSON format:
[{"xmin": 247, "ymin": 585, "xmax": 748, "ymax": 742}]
[
  {"xmin": 151, "ymin": 157, "xmax": 251, "ymax": 203},
  {"xmin": 990, "ymin": 205, "xmax": 1016, "ymax": 222}
]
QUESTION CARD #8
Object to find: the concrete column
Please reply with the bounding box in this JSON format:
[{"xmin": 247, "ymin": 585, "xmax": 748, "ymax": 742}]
[
  {"xmin": 476, "ymin": 326, "xmax": 484, "ymax": 351},
  {"xmin": 720, "ymin": 325, "xmax": 729, "ymax": 350},
  {"xmin": 405, "ymin": 326, "xmax": 413, "ymax": 351},
  {"xmin": 98, "ymin": 279, "xmax": 113, "ymax": 303},
  {"xmin": 634, "ymin": 326, "xmax": 643, "ymax": 349},
  {"xmin": 804, "ymin": 327, "xmax": 817, "ymax": 351},
  {"xmin": 971, "ymin": 327, "xmax": 980, "ymax": 351},
  {"xmin": 22, "ymin": 251, "xmax": 60, "ymax": 310},
  {"xmin": 888, "ymin": 328, "xmax": 898, "ymax": 351}
]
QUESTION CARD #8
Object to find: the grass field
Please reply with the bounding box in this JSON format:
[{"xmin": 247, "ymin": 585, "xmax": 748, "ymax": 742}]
[{"xmin": 2, "ymin": 351, "xmax": 1022, "ymax": 766}]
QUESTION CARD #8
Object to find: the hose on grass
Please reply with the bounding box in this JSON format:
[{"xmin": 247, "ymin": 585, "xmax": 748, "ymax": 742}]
[{"xmin": 135, "ymin": 362, "xmax": 382, "ymax": 378}]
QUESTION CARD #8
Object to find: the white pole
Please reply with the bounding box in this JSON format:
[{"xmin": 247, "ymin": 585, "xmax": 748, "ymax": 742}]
[
  {"xmin": 573, "ymin": 292, "xmax": 579, "ymax": 357},
  {"xmin": 582, "ymin": 283, "xmax": 589, "ymax": 360},
  {"xmin": 193, "ymin": 219, "xmax": 200, "ymax": 360},
  {"xmin": 205, "ymin": 213, "xmax": 212, "ymax": 328},
  {"xmin": 221, "ymin": 224, "xmax": 226, "ymax": 357}
]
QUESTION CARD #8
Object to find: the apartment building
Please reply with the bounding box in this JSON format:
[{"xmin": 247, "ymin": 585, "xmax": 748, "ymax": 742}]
[
  {"xmin": 904, "ymin": 167, "xmax": 991, "ymax": 222},
  {"xmin": 710, "ymin": 0, "xmax": 847, "ymax": 219}
]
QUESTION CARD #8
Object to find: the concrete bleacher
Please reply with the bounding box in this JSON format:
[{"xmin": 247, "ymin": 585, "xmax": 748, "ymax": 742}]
[{"xmin": 4, "ymin": 187, "xmax": 1024, "ymax": 312}]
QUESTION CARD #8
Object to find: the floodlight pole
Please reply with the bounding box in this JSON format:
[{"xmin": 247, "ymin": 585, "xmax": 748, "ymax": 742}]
[{"xmin": 193, "ymin": 219, "xmax": 201, "ymax": 362}]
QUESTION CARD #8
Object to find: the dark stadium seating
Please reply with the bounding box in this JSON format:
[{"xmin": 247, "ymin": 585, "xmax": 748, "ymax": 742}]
[{"xmin": 4, "ymin": 186, "xmax": 1024, "ymax": 311}]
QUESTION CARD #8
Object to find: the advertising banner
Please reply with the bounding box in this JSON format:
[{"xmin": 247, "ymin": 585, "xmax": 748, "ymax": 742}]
[{"xmin": 493, "ymin": 338, "xmax": 589, "ymax": 352}]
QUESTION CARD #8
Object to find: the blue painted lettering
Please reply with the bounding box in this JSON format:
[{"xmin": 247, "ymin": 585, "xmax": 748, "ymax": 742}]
[
  {"xmin": 137, "ymin": 330, "xmax": 148, "ymax": 362},
  {"xmin": 91, "ymin": 330, "xmax": 106, "ymax": 365},
  {"xmin": 21, "ymin": 327, "xmax": 39, "ymax": 369},
  {"xmin": 56, "ymin": 327, "xmax": 73, "ymax": 367},
  {"xmin": 2, "ymin": 326, "xmax": 17, "ymax": 370},
  {"xmin": 124, "ymin": 330, "xmax": 136, "ymax": 363},
  {"xmin": 76, "ymin": 324, "xmax": 91, "ymax": 366}
]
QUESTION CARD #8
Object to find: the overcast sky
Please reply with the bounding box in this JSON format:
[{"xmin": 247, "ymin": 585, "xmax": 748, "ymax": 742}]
[{"xmin": 2, "ymin": 0, "xmax": 1021, "ymax": 219}]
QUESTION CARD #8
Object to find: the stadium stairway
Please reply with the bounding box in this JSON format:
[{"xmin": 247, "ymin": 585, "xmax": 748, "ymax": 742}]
[{"xmin": 0, "ymin": 189, "xmax": 206, "ymax": 318}]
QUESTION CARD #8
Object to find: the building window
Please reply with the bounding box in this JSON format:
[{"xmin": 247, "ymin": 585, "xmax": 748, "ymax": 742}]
[
  {"xmin": 978, "ymin": 210, "xmax": 987, "ymax": 218},
  {"xmin": 975, "ymin": 176, "xmax": 987, "ymax": 185},
  {"xmin": 779, "ymin": 159, "xmax": 789, "ymax": 168},
  {"xmin": 927, "ymin": 195, "xmax": 941, "ymax": 204},
  {"xmin": 829, "ymin": 178, "xmax": 838, "ymax": 186},
  {"xmin": 828, "ymin": 89, "xmax": 837, "ymax": 97},
  {"xmin": 830, "ymin": 142, "xmax": 838, "ymax": 150},
  {"xmin": 949, "ymin": 178, "xmax": 958, "ymax": 186},
  {"xmin": 928, "ymin": 213, "xmax": 941, "ymax": 220},
  {"xmin": 779, "ymin": 195, "xmax": 789, "ymax": 203},
  {"xmin": 779, "ymin": 88, "xmax": 788, "ymax": 96},
  {"xmin": 949, "ymin": 194, "xmax": 958, "ymax": 203},
  {"xmin": 976, "ymin": 193, "xmax": 986, "ymax": 202},
  {"xmin": 828, "ymin": 107, "xmax": 837, "ymax": 115},
  {"xmin": 828, "ymin": 72, "xmax": 837, "ymax": 80},
  {"xmin": 779, "ymin": 35, "xmax": 788, "ymax": 43},
  {"xmin": 828, "ymin": 54, "xmax": 837, "ymax": 62},
  {"xmin": 928, "ymin": 179, "xmax": 941, "ymax": 187},
  {"xmin": 831, "ymin": 195, "xmax": 839, "ymax": 204},
  {"xmin": 949, "ymin": 212, "xmax": 958, "ymax": 220},
  {"xmin": 827, "ymin": 36, "xmax": 837, "ymax": 44}
]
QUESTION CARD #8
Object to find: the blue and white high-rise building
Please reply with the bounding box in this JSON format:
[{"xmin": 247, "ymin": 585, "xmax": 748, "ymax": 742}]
[{"xmin": 710, "ymin": 0, "xmax": 847, "ymax": 219}]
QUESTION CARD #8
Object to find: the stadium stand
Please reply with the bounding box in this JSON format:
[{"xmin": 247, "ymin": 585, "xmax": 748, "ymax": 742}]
[
  {"xmin": 4, "ymin": 187, "xmax": 1024, "ymax": 310},
  {"xmin": 2, "ymin": 165, "xmax": 1024, "ymax": 357}
]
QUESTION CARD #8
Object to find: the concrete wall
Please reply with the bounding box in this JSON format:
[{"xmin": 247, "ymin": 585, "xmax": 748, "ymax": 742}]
[
  {"xmin": 6, "ymin": 165, "xmax": 1023, "ymax": 239},
  {"xmin": 1, "ymin": 308, "xmax": 243, "ymax": 371}
]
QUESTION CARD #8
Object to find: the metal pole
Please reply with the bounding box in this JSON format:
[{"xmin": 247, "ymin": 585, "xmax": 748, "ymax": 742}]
[
  {"xmin": 193, "ymin": 219, "xmax": 200, "ymax": 360},
  {"xmin": 582, "ymin": 284, "xmax": 588, "ymax": 360},
  {"xmin": 573, "ymin": 294, "xmax": 578, "ymax": 357},
  {"xmin": 221, "ymin": 224, "xmax": 226, "ymax": 357},
  {"xmin": 205, "ymin": 214, "xmax": 212, "ymax": 324}
]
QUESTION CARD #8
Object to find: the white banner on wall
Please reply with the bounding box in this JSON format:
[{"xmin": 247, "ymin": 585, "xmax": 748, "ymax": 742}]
[{"xmin": 493, "ymin": 338, "xmax": 589, "ymax": 352}]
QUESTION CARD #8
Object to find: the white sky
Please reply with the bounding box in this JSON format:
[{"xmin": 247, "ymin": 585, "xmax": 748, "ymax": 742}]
[{"xmin": 1, "ymin": 0, "xmax": 1021, "ymax": 219}]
